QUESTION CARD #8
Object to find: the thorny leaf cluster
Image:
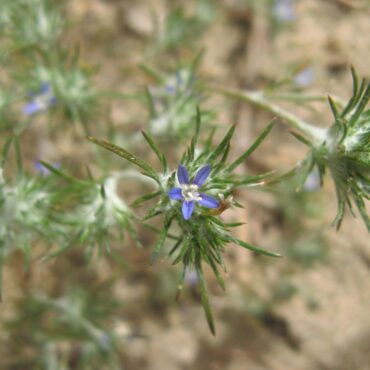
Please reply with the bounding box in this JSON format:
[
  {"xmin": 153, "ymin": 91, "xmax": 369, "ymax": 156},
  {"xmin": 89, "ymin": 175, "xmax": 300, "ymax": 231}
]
[
  {"xmin": 294, "ymin": 68, "xmax": 370, "ymax": 231},
  {"xmin": 89, "ymin": 110, "xmax": 281, "ymax": 334},
  {"xmin": 219, "ymin": 67, "xmax": 369, "ymax": 233}
]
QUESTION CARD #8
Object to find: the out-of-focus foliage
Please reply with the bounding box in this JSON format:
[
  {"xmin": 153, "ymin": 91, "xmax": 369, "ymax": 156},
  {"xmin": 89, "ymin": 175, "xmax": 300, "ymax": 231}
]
[{"xmin": 5, "ymin": 284, "xmax": 123, "ymax": 370}]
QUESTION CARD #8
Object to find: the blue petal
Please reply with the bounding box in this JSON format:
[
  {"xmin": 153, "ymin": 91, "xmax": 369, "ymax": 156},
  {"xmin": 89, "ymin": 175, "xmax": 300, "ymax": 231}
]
[
  {"xmin": 165, "ymin": 84, "xmax": 175, "ymax": 94},
  {"xmin": 175, "ymin": 71, "xmax": 183, "ymax": 86},
  {"xmin": 273, "ymin": 0, "xmax": 296, "ymax": 22},
  {"xmin": 40, "ymin": 83, "xmax": 51, "ymax": 94},
  {"xmin": 23, "ymin": 101, "xmax": 41, "ymax": 115},
  {"xmin": 177, "ymin": 165, "xmax": 189, "ymax": 184},
  {"xmin": 168, "ymin": 187, "xmax": 184, "ymax": 200},
  {"xmin": 182, "ymin": 201, "xmax": 195, "ymax": 220},
  {"xmin": 199, "ymin": 194, "xmax": 219, "ymax": 209},
  {"xmin": 49, "ymin": 96, "xmax": 57, "ymax": 106},
  {"xmin": 34, "ymin": 161, "xmax": 45, "ymax": 173},
  {"xmin": 193, "ymin": 164, "xmax": 211, "ymax": 187}
]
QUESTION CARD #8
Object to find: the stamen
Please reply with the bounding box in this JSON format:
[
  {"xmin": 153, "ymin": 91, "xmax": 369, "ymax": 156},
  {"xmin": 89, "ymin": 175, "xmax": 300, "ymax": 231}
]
[{"xmin": 181, "ymin": 184, "xmax": 201, "ymax": 202}]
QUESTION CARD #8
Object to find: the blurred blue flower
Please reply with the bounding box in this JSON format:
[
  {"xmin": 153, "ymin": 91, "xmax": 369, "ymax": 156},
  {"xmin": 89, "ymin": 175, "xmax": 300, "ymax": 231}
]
[
  {"xmin": 97, "ymin": 332, "xmax": 114, "ymax": 351},
  {"xmin": 303, "ymin": 168, "xmax": 321, "ymax": 192},
  {"xmin": 165, "ymin": 71, "xmax": 182, "ymax": 94},
  {"xmin": 294, "ymin": 67, "xmax": 315, "ymax": 88},
  {"xmin": 23, "ymin": 83, "xmax": 56, "ymax": 116},
  {"xmin": 185, "ymin": 268, "xmax": 198, "ymax": 286},
  {"xmin": 168, "ymin": 164, "xmax": 219, "ymax": 220},
  {"xmin": 273, "ymin": 0, "xmax": 296, "ymax": 23}
]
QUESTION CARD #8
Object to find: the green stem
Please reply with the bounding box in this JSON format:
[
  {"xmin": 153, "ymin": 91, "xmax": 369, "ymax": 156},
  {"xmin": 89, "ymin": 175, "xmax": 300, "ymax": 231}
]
[
  {"xmin": 210, "ymin": 85, "xmax": 328, "ymax": 143},
  {"xmin": 266, "ymin": 92, "xmax": 346, "ymax": 108}
]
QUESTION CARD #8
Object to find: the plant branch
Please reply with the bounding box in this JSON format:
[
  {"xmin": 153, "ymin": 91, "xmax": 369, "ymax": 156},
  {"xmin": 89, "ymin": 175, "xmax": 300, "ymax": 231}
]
[{"xmin": 209, "ymin": 85, "xmax": 328, "ymax": 142}]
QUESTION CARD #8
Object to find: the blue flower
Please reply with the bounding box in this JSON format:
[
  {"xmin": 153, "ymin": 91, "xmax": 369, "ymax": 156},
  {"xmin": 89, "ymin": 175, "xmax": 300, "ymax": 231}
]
[
  {"xmin": 294, "ymin": 67, "xmax": 315, "ymax": 88},
  {"xmin": 168, "ymin": 164, "xmax": 219, "ymax": 220},
  {"xmin": 303, "ymin": 168, "xmax": 320, "ymax": 192},
  {"xmin": 273, "ymin": 0, "xmax": 296, "ymax": 23},
  {"xmin": 23, "ymin": 83, "xmax": 57, "ymax": 116}
]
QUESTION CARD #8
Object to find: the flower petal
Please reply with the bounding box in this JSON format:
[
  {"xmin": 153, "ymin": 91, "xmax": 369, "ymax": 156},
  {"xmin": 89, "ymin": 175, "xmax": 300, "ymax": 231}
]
[
  {"xmin": 23, "ymin": 101, "xmax": 41, "ymax": 115},
  {"xmin": 182, "ymin": 201, "xmax": 195, "ymax": 220},
  {"xmin": 193, "ymin": 164, "xmax": 211, "ymax": 187},
  {"xmin": 168, "ymin": 187, "xmax": 183, "ymax": 200},
  {"xmin": 40, "ymin": 83, "xmax": 51, "ymax": 94},
  {"xmin": 199, "ymin": 194, "xmax": 219, "ymax": 209},
  {"xmin": 48, "ymin": 96, "xmax": 57, "ymax": 106},
  {"xmin": 177, "ymin": 165, "xmax": 189, "ymax": 185}
]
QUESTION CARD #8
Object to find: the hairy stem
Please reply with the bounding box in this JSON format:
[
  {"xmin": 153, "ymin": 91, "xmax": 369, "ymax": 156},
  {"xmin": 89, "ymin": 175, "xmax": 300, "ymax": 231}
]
[{"xmin": 210, "ymin": 85, "xmax": 328, "ymax": 143}]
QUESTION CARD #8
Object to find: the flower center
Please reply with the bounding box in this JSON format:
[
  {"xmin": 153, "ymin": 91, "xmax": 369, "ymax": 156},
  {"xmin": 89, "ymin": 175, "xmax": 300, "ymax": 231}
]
[
  {"xmin": 34, "ymin": 91, "xmax": 54, "ymax": 110},
  {"xmin": 181, "ymin": 184, "xmax": 201, "ymax": 202}
]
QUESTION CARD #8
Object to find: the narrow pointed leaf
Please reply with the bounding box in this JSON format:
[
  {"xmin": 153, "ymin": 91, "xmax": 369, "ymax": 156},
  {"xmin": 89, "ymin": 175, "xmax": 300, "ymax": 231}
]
[
  {"xmin": 225, "ymin": 222, "xmax": 245, "ymax": 228},
  {"xmin": 208, "ymin": 124, "xmax": 236, "ymax": 163},
  {"xmin": 38, "ymin": 161, "xmax": 90, "ymax": 186},
  {"xmin": 151, "ymin": 215, "xmax": 174, "ymax": 263},
  {"xmin": 290, "ymin": 131, "xmax": 312, "ymax": 147},
  {"xmin": 354, "ymin": 196, "xmax": 370, "ymax": 232},
  {"xmin": 349, "ymin": 83, "xmax": 370, "ymax": 126},
  {"xmin": 328, "ymin": 96, "xmax": 340, "ymax": 120},
  {"xmin": 196, "ymin": 262, "xmax": 216, "ymax": 335},
  {"xmin": 330, "ymin": 198, "xmax": 345, "ymax": 230},
  {"xmin": 141, "ymin": 130, "xmax": 167, "ymax": 170},
  {"xmin": 190, "ymin": 49, "xmax": 204, "ymax": 75},
  {"xmin": 145, "ymin": 87, "xmax": 156, "ymax": 118},
  {"xmin": 189, "ymin": 106, "xmax": 202, "ymax": 153},
  {"xmin": 1, "ymin": 136, "xmax": 14, "ymax": 166},
  {"xmin": 227, "ymin": 236, "xmax": 282, "ymax": 257},
  {"xmin": 169, "ymin": 238, "xmax": 183, "ymax": 257},
  {"xmin": 341, "ymin": 66, "xmax": 359, "ymax": 118},
  {"xmin": 227, "ymin": 120, "xmax": 275, "ymax": 171},
  {"xmin": 172, "ymin": 239, "xmax": 189, "ymax": 265},
  {"xmin": 214, "ymin": 143, "xmax": 230, "ymax": 171},
  {"xmin": 233, "ymin": 171, "xmax": 275, "ymax": 187},
  {"xmin": 131, "ymin": 191, "xmax": 161, "ymax": 207},
  {"xmin": 88, "ymin": 137, "xmax": 160, "ymax": 183},
  {"xmin": 143, "ymin": 208, "xmax": 162, "ymax": 221},
  {"xmin": 14, "ymin": 136, "xmax": 23, "ymax": 175},
  {"xmin": 151, "ymin": 227, "xmax": 168, "ymax": 265},
  {"xmin": 139, "ymin": 63, "xmax": 163, "ymax": 82}
]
